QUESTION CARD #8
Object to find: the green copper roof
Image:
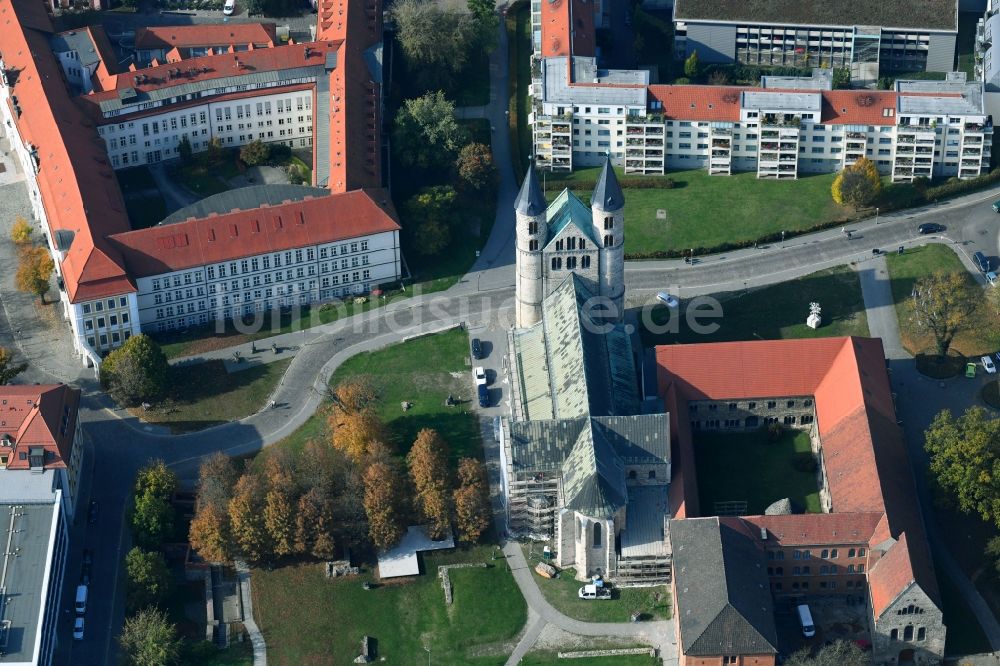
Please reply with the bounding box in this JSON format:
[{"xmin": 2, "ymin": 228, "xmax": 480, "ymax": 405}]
[
  {"xmin": 511, "ymin": 274, "xmax": 638, "ymax": 421},
  {"xmin": 545, "ymin": 189, "xmax": 600, "ymax": 248}
]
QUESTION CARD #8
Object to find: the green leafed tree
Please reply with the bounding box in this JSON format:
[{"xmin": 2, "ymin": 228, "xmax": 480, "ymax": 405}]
[
  {"xmin": 102, "ymin": 334, "xmax": 170, "ymax": 407},
  {"xmin": 125, "ymin": 547, "xmax": 172, "ymax": 613},
  {"xmin": 240, "ymin": 139, "xmax": 271, "ymax": 167},
  {"xmin": 403, "ymin": 185, "xmax": 458, "ymax": 257},
  {"xmin": 0, "ymin": 347, "xmax": 27, "ymax": 385},
  {"xmin": 832, "ymin": 68, "xmax": 851, "ymax": 89},
  {"xmin": 131, "ymin": 460, "xmax": 178, "ymax": 549},
  {"xmin": 467, "ymin": 0, "xmax": 497, "ymax": 50},
  {"xmin": 910, "ymin": 271, "xmax": 980, "ymax": 357},
  {"xmin": 683, "ymin": 50, "xmax": 700, "ymax": 79},
  {"xmin": 394, "ymin": 0, "xmax": 480, "ymax": 73},
  {"xmin": 177, "ymin": 136, "xmax": 193, "ymax": 165},
  {"xmin": 925, "ymin": 407, "xmax": 1000, "ymax": 528},
  {"xmin": 393, "ymin": 91, "xmax": 468, "ymax": 170},
  {"xmin": 118, "ymin": 607, "xmax": 183, "ymax": 666}
]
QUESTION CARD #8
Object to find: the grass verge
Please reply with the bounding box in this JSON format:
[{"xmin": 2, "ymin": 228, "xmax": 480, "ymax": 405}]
[
  {"xmin": 640, "ymin": 265, "xmax": 869, "ymax": 347},
  {"xmin": 327, "ymin": 327, "xmax": 480, "ymax": 458},
  {"xmin": 252, "ymin": 546, "xmax": 525, "ymax": 666},
  {"xmin": 130, "ymin": 359, "xmax": 290, "ymax": 433},
  {"xmin": 525, "ymin": 548, "xmax": 671, "ymax": 623},
  {"xmin": 695, "ymin": 429, "xmax": 822, "ymax": 515},
  {"xmin": 886, "ymin": 244, "xmax": 998, "ymax": 356}
]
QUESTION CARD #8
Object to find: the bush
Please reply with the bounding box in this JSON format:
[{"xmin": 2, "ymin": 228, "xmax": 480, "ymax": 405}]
[
  {"xmin": 672, "ymin": 77, "xmax": 691, "ymax": 85},
  {"xmin": 925, "ymin": 169, "xmax": 1000, "ymax": 202},
  {"xmin": 240, "ymin": 140, "xmax": 270, "ymax": 167},
  {"xmin": 269, "ymin": 143, "xmax": 292, "ymax": 162},
  {"xmin": 765, "ymin": 421, "xmax": 785, "ymax": 442},
  {"xmin": 792, "ymin": 453, "xmax": 818, "ymax": 474}
]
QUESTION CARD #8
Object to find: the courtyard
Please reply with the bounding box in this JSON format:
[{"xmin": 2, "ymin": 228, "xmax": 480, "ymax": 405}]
[{"xmin": 695, "ymin": 428, "xmax": 822, "ymax": 516}]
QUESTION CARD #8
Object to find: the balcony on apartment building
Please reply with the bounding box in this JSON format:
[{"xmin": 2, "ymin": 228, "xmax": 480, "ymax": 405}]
[
  {"xmin": 712, "ymin": 139, "xmax": 731, "ymax": 148},
  {"xmin": 761, "ymin": 114, "xmax": 802, "ymax": 128}
]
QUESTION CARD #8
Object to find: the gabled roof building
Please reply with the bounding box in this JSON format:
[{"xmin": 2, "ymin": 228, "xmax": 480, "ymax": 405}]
[{"xmin": 0, "ymin": 0, "xmax": 399, "ymax": 367}]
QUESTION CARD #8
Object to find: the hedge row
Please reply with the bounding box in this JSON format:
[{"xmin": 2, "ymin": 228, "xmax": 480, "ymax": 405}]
[
  {"xmin": 559, "ymin": 177, "xmax": 675, "ymax": 191},
  {"xmin": 924, "ymin": 168, "xmax": 1000, "ymax": 202}
]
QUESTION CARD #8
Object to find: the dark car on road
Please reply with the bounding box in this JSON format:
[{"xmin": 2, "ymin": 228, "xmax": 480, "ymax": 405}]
[
  {"xmin": 974, "ymin": 251, "xmax": 991, "ymax": 273},
  {"xmin": 917, "ymin": 223, "xmax": 945, "ymax": 234},
  {"xmin": 82, "ymin": 548, "xmax": 93, "ymax": 566},
  {"xmin": 478, "ymin": 384, "xmax": 490, "ymax": 408},
  {"xmin": 471, "ymin": 338, "xmax": 483, "ymax": 360}
]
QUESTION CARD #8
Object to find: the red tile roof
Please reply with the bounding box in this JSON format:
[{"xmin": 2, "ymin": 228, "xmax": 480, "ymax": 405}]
[
  {"xmin": 648, "ymin": 85, "xmax": 747, "ymax": 122},
  {"xmin": 657, "ymin": 337, "xmax": 939, "ymax": 617},
  {"xmin": 0, "ymin": 384, "xmax": 80, "ymax": 471},
  {"xmin": 0, "ymin": 0, "xmax": 135, "ymax": 302},
  {"xmin": 821, "ymin": 90, "xmax": 898, "ymax": 126},
  {"xmin": 108, "ymin": 189, "xmax": 399, "ymax": 277},
  {"xmin": 83, "ymin": 41, "xmax": 338, "ymax": 102},
  {"xmin": 316, "ymin": 0, "xmax": 383, "ymax": 192},
  {"xmin": 741, "ymin": 513, "xmax": 883, "ymax": 546},
  {"xmin": 868, "ymin": 533, "xmax": 921, "ymax": 616},
  {"xmin": 134, "ymin": 23, "xmax": 277, "ymax": 50},
  {"xmin": 540, "ymin": 0, "xmax": 595, "ymax": 58}
]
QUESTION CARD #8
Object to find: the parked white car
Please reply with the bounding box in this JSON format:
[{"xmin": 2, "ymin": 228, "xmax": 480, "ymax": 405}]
[
  {"xmin": 578, "ymin": 584, "xmax": 612, "ymax": 600},
  {"xmin": 655, "ymin": 292, "xmax": 679, "ymax": 308},
  {"xmin": 73, "ymin": 617, "xmax": 85, "ymax": 641},
  {"xmin": 223, "ymin": 0, "xmax": 235, "ymax": 14},
  {"xmin": 983, "ymin": 355, "xmax": 997, "ymax": 374},
  {"xmin": 474, "ymin": 367, "xmax": 487, "ymax": 385}
]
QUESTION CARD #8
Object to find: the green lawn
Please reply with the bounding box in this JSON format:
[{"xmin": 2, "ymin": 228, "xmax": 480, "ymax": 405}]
[
  {"xmin": 252, "ymin": 546, "xmax": 525, "ymax": 666},
  {"xmin": 525, "ymin": 550, "xmax": 671, "ymax": 623},
  {"xmin": 885, "ymin": 243, "xmax": 998, "ymax": 356},
  {"xmin": 957, "ymin": 12, "xmax": 980, "ymax": 80},
  {"xmin": 132, "ymin": 359, "xmax": 291, "ymax": 433},
  {"xmin": 328, "ymin": 327, "xmax": 481, "ymax": 459},
  {"xmin": 695, "ymin": 429, "xmax": 822, "ymax": 515},
  {"xmin": 545, "ymin": 168, "xmax": 851, "ymax": 255},
  {"xmin": 174, "ymin": 162, "xmax": 233, "ymax": 196},
  {"xmin": 522, "ymin": 653, "xmax": 659, "ymax": 666},
  {"xmin": 641, "ymin": 265, "xmax": 869, "ymax": 347}
]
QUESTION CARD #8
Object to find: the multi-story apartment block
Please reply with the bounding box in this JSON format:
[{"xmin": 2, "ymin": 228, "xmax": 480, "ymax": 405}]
[
  {"xmin": 530, "ymin": 0, "xmax": 990, "ymax": 180},
  {"xmin": 672, "ymin": 0, "xmax": 960, "ymax": 79},
  {"xmin": 133, "ymin": 23, "xmax": 278, "ymax": 67},
  {"xmin": 0, "ymin": 0, "xmax": 396, "ymax": 367},
  {"xmin": 0, "ymin": 384, "xmax": 84, "ymax": 666}
]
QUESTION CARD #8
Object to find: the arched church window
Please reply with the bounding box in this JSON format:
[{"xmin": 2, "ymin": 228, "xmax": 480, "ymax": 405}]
[
  {"xmin": 581, "ymin": 255, "xmax": 591, "ymax": 269},
  {"xmin": 593, "ymin": 522, "xmax": 602, "ymax": 547},
  {"xmin": 529, "ymin": 240, "xmax": 538, "ymax": 251},
  {"xmin": 528, "ymin": 221, "xmax": 538, "ymax": 234},
  {"xmin": 604, "ymin": 235, "xmax": 613, "ymax": 247},
  {"xmin": 551, "ymin": 257, "xmax": 562, "ymax": 270},
  {"xmin": 604, "ymin": 216, "xmax": 613, "ymax": 230}
]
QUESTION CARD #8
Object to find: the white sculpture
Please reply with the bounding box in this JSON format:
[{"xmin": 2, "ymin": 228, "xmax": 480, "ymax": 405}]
[{"xmin": 806, "ymin": 302, "xmax": 822, "ymax": 329}]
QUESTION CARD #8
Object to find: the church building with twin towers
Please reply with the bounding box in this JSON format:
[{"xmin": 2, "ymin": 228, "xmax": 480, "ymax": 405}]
[{"xmin": 514, "ymin": 155, "xmax": 626, "ymax": 328}]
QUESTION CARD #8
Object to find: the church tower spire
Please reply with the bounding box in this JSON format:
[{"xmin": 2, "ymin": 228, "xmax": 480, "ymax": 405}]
[
  {"xmin": 515, "ymin": 161, "xmax": 548, "ymax": 328},
  {"xmin": 590, "ymin": 154, "xmax": 625, "ymax": 320}
]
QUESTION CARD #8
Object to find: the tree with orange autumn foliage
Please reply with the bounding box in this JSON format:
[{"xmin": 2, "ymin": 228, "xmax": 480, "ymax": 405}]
[
  {"xmin": 228, "ymin": 473, "xmax": 272, "ymax": 563},
  {"xmin": 327, "ymin": 378, "xmax": 386, "ymax": 461},
  {"xmin": 188, "ymin": 503, "xmax": 232, "ymax": 563},
  {"xmin": 407, "ymin": 429, "xmax": 453, "ymax": 539},
  {"xmin": 262, "ymin": 455, "xmax": 297, "ymax": 557},
  {"xmin": 363, "ymin": 461, "xmax": 407, "ymax": 550},
  {"xmin": 454, "ymin": 457, "xmax": 491, "ymax": 543}
]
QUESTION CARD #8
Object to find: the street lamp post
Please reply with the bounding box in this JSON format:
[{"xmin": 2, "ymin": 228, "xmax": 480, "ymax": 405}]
[
  {"xmin": 425, "ymin": 647, "xmax": 431, "ymax": 666},
  {"xmin": 875, "ymin": 207, "xmax": 880, "ymax": 225}
]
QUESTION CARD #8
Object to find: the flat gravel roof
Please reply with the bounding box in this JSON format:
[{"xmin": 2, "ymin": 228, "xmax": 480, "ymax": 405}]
[{"xmin": 674, "ymin": 0, "xmax": 958, "ymax": 32}]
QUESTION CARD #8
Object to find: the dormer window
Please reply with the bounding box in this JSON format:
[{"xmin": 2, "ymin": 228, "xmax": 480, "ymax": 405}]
[{"xmin": 29, "ymin": 446, "xmax": 44, "ymax": 471}]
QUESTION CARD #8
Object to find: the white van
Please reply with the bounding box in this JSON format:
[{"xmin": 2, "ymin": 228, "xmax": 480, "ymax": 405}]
[
  {"xmin": 796, "ymin": 604, "xmax": 815, "ymax": 637},
  {"xmin": 75, "ymin": 584, "xmax": 88, "ymax": 614}
]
